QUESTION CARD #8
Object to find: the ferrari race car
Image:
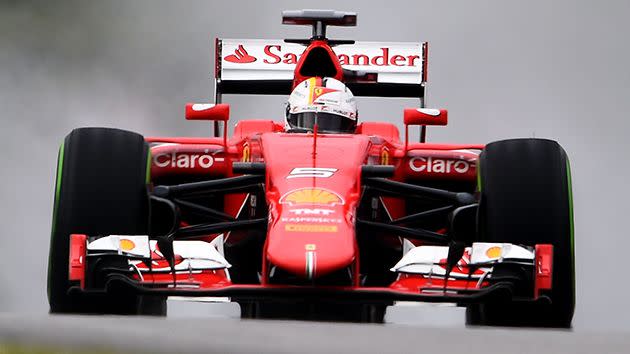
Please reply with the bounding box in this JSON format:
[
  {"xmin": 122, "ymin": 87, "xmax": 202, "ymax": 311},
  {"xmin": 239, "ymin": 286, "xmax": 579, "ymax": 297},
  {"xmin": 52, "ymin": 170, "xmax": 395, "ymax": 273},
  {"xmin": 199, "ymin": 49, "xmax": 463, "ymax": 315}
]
[{"xmin": 47, "ymin": 10, "xmax": 575, "ymax": 327}]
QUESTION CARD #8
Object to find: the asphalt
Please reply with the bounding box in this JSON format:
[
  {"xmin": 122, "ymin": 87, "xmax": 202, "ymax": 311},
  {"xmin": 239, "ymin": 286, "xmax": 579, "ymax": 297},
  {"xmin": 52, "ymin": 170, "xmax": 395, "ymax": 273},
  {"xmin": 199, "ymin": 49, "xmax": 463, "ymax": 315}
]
[{"xmin": 0, "ymin": 309, "xmax": 628, "ymax": 354}]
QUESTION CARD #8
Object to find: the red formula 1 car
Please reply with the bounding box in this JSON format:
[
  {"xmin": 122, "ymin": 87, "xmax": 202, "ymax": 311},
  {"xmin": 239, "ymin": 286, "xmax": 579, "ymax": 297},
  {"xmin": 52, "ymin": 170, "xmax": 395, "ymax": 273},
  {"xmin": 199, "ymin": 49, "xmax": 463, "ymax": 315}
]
[{"xmin": 47, "ymin": 10, "xmax": 575, "ymax": 327}]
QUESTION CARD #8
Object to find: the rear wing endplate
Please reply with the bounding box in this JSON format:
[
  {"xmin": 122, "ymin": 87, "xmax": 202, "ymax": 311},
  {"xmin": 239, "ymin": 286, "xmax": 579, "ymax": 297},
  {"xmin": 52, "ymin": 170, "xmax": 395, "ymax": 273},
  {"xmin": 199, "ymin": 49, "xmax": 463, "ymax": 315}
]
[{"xmin": 215, "ymin": 39, "xmax": 428, "ymax": 99}]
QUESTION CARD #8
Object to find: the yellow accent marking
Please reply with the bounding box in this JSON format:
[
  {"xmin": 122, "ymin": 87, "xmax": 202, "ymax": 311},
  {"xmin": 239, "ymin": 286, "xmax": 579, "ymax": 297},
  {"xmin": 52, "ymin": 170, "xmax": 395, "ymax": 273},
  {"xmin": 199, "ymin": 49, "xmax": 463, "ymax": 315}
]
[
  {"xmin": 381, "ymin": 149, "xmax": 390, "ymax": 165},
  {"xmin": 305, "ymin": 244, "xmax": 317, "ymax": 251},
  {"xmin": 241, "ymin": 144, "xmax": 250, "ymax": 162},
  {"xmin": 308, "ymin": 77, "xmax": 316, "ymax": 104},
  {"xmin": 285, "ymin": 224, "xmax": 338, "ymax": 233}
]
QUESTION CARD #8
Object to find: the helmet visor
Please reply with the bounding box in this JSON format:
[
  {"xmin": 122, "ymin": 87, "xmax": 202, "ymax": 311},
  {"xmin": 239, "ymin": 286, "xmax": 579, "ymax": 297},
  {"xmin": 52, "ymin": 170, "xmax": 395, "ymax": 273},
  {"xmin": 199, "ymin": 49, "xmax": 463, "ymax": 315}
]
[{"xmin": 287, "ymin": 111, "xmax": 356, "ymax": 134}]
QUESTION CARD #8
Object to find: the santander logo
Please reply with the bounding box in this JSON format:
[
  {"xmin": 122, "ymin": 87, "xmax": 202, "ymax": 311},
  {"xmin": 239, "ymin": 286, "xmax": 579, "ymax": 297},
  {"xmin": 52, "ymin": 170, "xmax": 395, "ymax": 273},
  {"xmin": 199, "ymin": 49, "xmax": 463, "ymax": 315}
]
[
  {"xmin": 224, "ymin": 45, "xmax": 257, "ymax": 63},
  {"xmin": 223, "ymin": 43, "xmax": 421, "ymax": 67}
]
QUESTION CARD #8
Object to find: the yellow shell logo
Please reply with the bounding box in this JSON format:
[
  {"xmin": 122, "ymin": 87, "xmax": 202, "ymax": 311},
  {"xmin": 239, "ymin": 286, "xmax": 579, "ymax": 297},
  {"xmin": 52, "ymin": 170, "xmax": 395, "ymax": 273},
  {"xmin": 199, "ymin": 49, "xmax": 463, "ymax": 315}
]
[
  {"xmin": 486, "ymin": 246, "xmax": 502, "ymax": 259},
  {"xmin": 119, "ymin": 239, "xmax": 136, "ymax": 252},
  {"xmin": 280, "ymin": 188, "xmax": 344, "ymax": 206}
]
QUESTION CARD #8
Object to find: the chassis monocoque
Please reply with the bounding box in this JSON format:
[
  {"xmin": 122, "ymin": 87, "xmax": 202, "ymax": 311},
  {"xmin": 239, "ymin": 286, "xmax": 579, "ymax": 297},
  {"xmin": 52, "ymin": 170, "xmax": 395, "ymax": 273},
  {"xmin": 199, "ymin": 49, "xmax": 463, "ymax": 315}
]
[{"xmin": 47, "ymin": 10, "xmax": 575, "ymax": 327}]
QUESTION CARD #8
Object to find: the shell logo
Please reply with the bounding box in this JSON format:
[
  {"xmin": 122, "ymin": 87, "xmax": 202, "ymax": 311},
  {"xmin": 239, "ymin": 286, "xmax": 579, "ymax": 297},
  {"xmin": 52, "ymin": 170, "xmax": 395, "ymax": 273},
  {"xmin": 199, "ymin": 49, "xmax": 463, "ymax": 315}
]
[
  {"xmin": 486, "ymin": 246, "xmax": 502, "ymax": 259},
  {"xmin": 119, "ymin": 239, "xmax": 136, "ymax": 252},
  {"xmin": 280, "ymin": 188, "xmax": 344, "ymax": 206}
]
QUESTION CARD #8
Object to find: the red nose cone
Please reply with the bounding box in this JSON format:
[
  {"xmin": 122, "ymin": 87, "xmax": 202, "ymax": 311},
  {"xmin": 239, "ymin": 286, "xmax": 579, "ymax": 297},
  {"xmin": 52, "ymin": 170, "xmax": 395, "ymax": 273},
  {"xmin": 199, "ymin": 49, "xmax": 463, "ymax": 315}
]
[
  {"xmin": 260, "ymin": 133, "xmax": 370, "ymax": 280},
  {"xmin": 266, "ymin": 219, "xmax": 356, "ymax": 279}
]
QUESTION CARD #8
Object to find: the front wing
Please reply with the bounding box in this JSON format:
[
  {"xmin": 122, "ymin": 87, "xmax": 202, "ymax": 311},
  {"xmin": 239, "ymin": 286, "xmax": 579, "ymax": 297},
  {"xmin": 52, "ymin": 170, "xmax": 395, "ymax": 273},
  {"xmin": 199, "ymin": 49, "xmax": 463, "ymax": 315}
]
[{"xmin": 67, "ymin": 234, "xmax": 553, "ymax": 305}]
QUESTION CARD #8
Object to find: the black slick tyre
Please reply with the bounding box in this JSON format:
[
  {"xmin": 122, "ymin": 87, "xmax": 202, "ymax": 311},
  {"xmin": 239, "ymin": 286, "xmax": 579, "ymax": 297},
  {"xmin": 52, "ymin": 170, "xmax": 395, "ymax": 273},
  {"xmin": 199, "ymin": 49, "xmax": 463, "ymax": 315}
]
[
  {"xmin": 466, "ymin": 138, "xmax": 575, "ymax": 328},
  {"xmin": 48, "ymin": 127, "xmax": 166, "ymax": 315}
]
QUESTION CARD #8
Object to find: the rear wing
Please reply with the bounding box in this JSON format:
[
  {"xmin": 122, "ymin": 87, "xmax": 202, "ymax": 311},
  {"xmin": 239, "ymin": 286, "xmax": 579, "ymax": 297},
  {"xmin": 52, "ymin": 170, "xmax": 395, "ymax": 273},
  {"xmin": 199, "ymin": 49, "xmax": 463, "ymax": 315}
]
[{"xmin": 215, "ymin": 39, "xmax": 428, "ymax": 99}]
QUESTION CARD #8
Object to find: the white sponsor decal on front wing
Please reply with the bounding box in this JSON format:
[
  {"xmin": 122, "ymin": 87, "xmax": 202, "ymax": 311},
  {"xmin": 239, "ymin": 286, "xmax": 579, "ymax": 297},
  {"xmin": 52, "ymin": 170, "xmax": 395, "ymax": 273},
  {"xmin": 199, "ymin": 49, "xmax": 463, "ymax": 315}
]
[
  {"xmin": 390, "ymin": 243, "xmax": 535, "ymax": 276},
  {"xmin": 87, "ymin": 236, "xmax": 231, "ymax": 270}
]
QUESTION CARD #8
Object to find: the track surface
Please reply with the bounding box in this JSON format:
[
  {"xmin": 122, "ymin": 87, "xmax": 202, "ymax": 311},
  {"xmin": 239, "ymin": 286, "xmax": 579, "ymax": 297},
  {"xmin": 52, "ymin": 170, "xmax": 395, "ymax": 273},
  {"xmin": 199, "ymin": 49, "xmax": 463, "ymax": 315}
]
[{"xmin": 0, "ymin": 312, "xmax": 627, "ymax": 354}]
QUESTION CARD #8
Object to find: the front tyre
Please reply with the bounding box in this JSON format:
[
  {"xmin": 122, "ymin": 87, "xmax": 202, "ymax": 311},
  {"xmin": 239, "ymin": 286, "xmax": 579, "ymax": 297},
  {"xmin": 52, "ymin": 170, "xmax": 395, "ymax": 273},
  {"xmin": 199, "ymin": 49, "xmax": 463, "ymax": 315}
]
[
  {"xmin": 466, "ymin": 138, "xmax": 574, "ymax": 328},
  {"xmin": 47, "ymin": 127, "xmax": 166, "ymax": 315}
]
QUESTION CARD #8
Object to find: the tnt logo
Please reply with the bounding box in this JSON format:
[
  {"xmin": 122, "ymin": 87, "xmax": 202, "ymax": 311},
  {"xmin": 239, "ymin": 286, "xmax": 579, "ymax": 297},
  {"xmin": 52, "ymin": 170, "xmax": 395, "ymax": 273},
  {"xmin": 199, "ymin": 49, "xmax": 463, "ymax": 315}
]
[{"xmin": 224, "ymin": 45, "xmax": 257, "ymax": 63}]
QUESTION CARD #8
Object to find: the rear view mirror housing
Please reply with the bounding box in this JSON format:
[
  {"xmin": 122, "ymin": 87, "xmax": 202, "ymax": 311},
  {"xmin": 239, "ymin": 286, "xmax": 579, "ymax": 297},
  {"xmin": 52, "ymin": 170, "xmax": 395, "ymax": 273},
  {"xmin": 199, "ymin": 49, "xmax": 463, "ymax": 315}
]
[
  {"xmin": 185, "ymin": 103, "xmax": 230, "ymax": 146},
  {"xmin": 404, "ymin": 108, "xmax": 448, "ymax": 126},
  {"xmin": 185, "ymin": 103, "xmax": 230, "ymax": 121},
  {"xmin": 404, "ymin": 108, "xmax": 448, "ymax": 148}
]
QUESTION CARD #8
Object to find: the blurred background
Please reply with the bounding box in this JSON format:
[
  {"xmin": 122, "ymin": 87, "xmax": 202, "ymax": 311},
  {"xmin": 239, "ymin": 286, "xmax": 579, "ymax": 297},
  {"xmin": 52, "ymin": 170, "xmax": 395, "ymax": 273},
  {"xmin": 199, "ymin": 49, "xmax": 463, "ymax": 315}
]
[{"xmin": 1, "ymin": 0, "xmax": 629, "ymax": 330}]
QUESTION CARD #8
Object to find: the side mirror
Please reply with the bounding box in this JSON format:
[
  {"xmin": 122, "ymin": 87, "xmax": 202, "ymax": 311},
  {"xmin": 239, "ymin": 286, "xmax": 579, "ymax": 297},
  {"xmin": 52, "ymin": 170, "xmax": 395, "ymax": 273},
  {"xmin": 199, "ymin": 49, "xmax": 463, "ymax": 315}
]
[
  {"xmin": 185, "ymin": 103, "xmax": 230, "ymax": 121},
  {"xmin": 404, "ymin": 108, "xmax": 448, "ymax": 126},
  {"xmin": 404, "ymin": 108, "xmax": 448, "ymax": 147}
]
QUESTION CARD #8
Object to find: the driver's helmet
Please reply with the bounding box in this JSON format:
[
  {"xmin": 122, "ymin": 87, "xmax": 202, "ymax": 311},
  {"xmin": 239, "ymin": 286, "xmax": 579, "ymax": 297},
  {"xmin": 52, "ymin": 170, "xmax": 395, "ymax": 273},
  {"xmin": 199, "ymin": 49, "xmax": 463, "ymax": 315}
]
[{"xmin": 285, "ymin": 77, "xmax": 358, "ymax": 133}]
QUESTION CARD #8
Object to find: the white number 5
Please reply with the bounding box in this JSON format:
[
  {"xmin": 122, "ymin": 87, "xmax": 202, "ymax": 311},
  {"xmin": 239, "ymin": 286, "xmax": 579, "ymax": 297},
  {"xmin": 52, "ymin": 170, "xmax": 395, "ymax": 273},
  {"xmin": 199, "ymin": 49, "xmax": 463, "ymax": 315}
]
[{"xmin": 287, "ymin": 167, "xmax": 337, "ymax": 179}]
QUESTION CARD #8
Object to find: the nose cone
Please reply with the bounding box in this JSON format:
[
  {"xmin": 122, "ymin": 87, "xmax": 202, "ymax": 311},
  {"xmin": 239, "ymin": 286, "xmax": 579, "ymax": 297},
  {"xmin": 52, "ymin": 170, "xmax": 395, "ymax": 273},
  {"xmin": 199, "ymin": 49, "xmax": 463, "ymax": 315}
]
[
  {"xmin": 259, "ymin": 133, "xmax": 370, "ymax": 280},
  {"xmin": 266, "ymin": 220, "xmax": 356, "ymax": 279}
]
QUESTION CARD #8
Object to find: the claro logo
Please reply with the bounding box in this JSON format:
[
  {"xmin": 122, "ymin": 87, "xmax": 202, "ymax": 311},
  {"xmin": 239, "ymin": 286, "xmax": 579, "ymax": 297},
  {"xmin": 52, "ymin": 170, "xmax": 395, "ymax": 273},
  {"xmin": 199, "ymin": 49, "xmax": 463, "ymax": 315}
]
[
  {"xmin": 409, "ymin": 156, "xmax": 473, "ymax": 174},
  {"xmin": 153, "ymin": 152, "xmax": 214, "ymax": 169}
]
